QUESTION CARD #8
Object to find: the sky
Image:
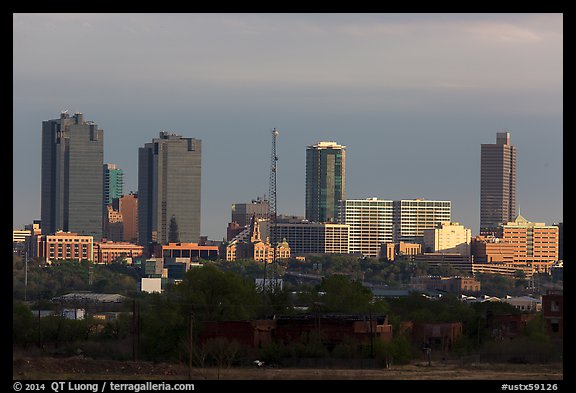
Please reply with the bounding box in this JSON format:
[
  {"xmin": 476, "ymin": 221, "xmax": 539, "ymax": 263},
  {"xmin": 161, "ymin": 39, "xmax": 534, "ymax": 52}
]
[{"xmin": 13, "ymin": 13, "xmax": 563, "ymax": 240}]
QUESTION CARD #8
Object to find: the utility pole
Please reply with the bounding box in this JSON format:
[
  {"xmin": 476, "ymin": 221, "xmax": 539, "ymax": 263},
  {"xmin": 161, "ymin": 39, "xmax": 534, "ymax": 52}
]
[
  {"xmin": 188, "ymin": 312, "xmax": 194, "ymax": 380},
  {"xmin": 24, "ymin": 251, "xmax": 28, "ymax": 301},
  {"xmin": 132, "ymin": 299, "xmax": 139, "ymax": 361}
]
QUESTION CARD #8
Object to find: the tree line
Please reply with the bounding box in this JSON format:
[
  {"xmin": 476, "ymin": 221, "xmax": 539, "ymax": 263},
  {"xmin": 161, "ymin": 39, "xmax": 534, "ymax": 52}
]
[{"xmin": 13, "ymin": 257, "xmax": 560, "ymax": 366}]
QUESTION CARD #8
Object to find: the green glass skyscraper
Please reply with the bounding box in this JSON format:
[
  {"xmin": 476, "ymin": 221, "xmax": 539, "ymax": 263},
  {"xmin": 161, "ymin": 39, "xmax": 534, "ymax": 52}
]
[
  {"xmin": 305, "ymin": 141, "xmax": 346, "ymax": 223},
  {"xmin": 103, "ymin": 163, "xmax": 124, "ymax": 206},
  {"xmin": 41, "ymin": 111, "xmax": 104, "ymax": 239}
]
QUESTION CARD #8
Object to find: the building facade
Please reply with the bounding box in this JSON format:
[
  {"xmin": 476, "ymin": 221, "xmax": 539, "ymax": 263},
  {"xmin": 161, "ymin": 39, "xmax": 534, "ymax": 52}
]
[
  {"xmin": 41, "ymin": 111, "xmax": 104, "ymax": 239},
  {"xmin": 480, "ymin": 131, "xmax": 516, "ymax": 236},
  {"xmin": 498, "ymin": 214, "xmax": 559, "ymax": 273},
  {"xmin": 410, "ymin": 276, "xmax": 481, "ymax": 293},
  {"xmin": 103, "ymin": 163, "xmax": 124, "ymax": 207},
  {"xmin": 413, "ymin": 253, "xmax": 473, "ymax": 275},
  {"xmin": 155, "ymin": 242, "xmax": 219, "ymax": 262},
  {"xmin": 423, "ymin": 222, "xmax": 471, "ymax": 256},
  {"xmin": 138, "ymin": 132, "xmax": 202, "ymax": 246},
  {"xmin": 339, "ymin": 198, "xmax": 393, "ymax": 258},
  {"xmin": 305, "ymin": 141, "xmax": 346, "ymax": 223},
  {"xmin": 471, "ymin": 235, "xmax": 516, "ymax": 264},
  {"xmin": 222, "ymin": 216, "xmax": 290, "ymax": 263},
  {"xmin": 393, "ymin": 199, "xmax": 451, "ymax": 245},
  {"xmin": 381, "ymin": 241, "xmax": 423, "ymax": 261},
  {"xmin": 118, "ymin": 192, "xmax": 138, "ymax": 243},
  {"xmin": 36, "ymin": 231, "xmax": 94, "ymax": 263},
  {"xmin": 103, "ymin": 205, "xmax": 123, "ymax": 241},
  {"xmin": 270, "ymin": 221, "xmax": 350, "ymax": 256},
  {"xmin": 231, "ymin": 197, "xmax": 270, "ymax": 227},
  {"xmin": 94, "ymin": 240, "xmax": 144, "ymax": 264},
  {"xmin": 542, "ymin": 290, "xmax": 563, "ymax": 341}
]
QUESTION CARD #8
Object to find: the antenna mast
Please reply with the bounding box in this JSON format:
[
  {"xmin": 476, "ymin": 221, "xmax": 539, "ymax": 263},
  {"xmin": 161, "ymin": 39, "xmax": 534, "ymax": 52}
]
[{"xmin": 269, "ymin": 128, "xmax": 279, "ymax": 285}]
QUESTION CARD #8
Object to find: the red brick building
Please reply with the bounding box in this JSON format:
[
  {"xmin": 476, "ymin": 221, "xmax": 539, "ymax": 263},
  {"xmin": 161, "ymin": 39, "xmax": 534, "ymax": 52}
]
[
  {"xmin": 542, "ymin": 290, "xmax": 563, "ymax": 341},
  {"xmin": 94, "ymin": 240, "xmax": 144, "ymax": 264},
  {"xmin": 198, "ymin": 315, "xmax": 392, "ymax": 350}
]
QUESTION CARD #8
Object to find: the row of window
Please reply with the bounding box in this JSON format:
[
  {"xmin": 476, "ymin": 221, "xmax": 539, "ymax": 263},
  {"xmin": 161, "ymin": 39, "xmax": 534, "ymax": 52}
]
[{"xmin": 49, "ymin": 238, "xmax": 91, "ymax": 242}]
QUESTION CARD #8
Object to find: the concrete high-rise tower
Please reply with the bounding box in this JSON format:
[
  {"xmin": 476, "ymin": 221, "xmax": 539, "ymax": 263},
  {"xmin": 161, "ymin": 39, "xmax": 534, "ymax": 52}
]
[
  {"xmin": 480, "ymin": 131, "xmax": 516, "ymax": 235},
  {"xmin": 305, "ymin": 141, "xmax": 346, "ymax": 223},
  {"xmin": 138, "ymin": 132, "xmax": 202, "ymax": 246},
  {"xmin": 41, "ymin": 111, "xmax": 104, "ymax": 239}
]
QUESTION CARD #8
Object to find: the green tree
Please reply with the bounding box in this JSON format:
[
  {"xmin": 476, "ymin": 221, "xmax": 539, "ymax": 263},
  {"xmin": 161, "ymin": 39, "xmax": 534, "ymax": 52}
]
[
  {"xmin": 523, "ymin": 313, "xmax": 550, "ymax": 343},
  {"xmin": 374, "ymin": 335, "xmax": 415, "ymax": 366},
  {"xmin": 139, "ymin": 294, "xmax": 186, "ymax": 362},
  {"xmin": 317, "ymin": 274, "xmax": 373, "ymax": 313},
  {"xmin": 173, "ymin": 264, "xmax": 262, "ymax": 321},
  {"xmin": 13, "ymin": 301, "xmax": 34, "ymax": 347}
]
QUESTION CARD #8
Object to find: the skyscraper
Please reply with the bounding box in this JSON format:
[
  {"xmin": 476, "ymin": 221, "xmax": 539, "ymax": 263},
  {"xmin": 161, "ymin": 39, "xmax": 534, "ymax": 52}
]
[
  {"xmin": 118, "ymin": 192, "xmax": 138, "ymax": 243},
  {"xmin": 103, "ymin": 163, "xmax": 124, "ymax": 206},
  {"xmin": 138, "ymin": 132, "xmax": 202, "ymax": 246},
  {"xmin": 41, "ymin": 111, "xmax": 104, "ymax": 239},
  {"xmin": 480, "ymin": 131, "xmax": 516, "ymax": 235},
  {"xmin": 305, "ymin": 141, "xmax": 346, "ymax": 223}
]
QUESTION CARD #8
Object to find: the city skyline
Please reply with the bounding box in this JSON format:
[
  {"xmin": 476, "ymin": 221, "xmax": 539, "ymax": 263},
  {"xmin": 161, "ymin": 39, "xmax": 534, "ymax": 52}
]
[{"xmin": 13, "ymin": 13, "xmax": 563, "ymax": 240}]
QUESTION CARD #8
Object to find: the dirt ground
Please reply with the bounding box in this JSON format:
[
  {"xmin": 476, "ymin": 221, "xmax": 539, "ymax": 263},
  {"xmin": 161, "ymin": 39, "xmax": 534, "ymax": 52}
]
[{"xmin": 13, "ymin": 355, "xmax": 563, "ymax": 380}]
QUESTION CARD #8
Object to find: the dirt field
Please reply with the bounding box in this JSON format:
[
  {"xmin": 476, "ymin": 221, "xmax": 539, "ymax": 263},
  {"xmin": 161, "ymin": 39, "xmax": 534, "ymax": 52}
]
[{"xmin": 13, "ymin": 356, "xmax": 563, "ymax": 380}]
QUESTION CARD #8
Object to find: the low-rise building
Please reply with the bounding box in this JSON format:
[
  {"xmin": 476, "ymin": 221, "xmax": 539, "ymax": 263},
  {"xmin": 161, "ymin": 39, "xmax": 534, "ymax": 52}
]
[
  {"xmin": 413, "ymin": 253, "xmax": 473, "ymax": 275},
  {"xmin": 221, "ymin": 216, "xmax": 290, "ymax": 263},
  {"xmin": 409, "ymin": 276, "xmax": 481, "ymax": 294},
  {"xmin": 94, "ymin": 240, "xmax": 144, "ymax": 264},
  {"xmin": 542, "ymin": 290, "xmax": 563, "ymax": 341},
  {"xmin": 381, "ymin": 241, "xmax": 422, "ymax": 261},
  {"xmin": 36, "ymin": 231, "xmax": 94, "ymax": 263},
  {"xmin": 155, "ymin": 242, "xmax": 219, "ymax": 262},
  {"xmin": 503, "ymin": 296, "xmax": 542, "ymax": 312}
]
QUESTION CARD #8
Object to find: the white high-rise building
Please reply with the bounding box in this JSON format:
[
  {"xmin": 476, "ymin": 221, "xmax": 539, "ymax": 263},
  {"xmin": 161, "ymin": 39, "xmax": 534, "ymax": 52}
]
[
  {"xmin": 393, "ymin": 199, "xmax": 451, "ymax": 245},
  {"xmin": 339, "ymin": 198, "xmax": 393, "ymax": 257}
]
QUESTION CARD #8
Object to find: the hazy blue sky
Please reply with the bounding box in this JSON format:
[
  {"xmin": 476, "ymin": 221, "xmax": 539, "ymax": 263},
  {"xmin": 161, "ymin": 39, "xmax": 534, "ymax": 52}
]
[{"xmin": 13, "ymin": 13, "xmax": 563, "ymax": 240}]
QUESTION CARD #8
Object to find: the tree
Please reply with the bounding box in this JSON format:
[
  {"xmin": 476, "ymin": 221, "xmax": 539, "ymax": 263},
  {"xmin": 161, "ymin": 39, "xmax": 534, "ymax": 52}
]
[
  {"xmin": 139, "ymin": 294, "xmax": 186, "ymax": 362},
  {"xmin": 13, "ymin": 301, "xmax": 34, "ymax": 347},
  {"xmin": 173, "ymin": 264, "xmax": 262, "ymax": 321},
  {"xmin": 317, "ymin": 274, "xmax": 373, "ymax": 313}
]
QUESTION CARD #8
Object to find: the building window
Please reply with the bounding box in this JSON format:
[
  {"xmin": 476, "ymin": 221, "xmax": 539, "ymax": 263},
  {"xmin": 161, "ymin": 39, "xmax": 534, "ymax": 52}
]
[{"xmin": 550, "ymin": 319, "xmax": 559, "ymax": 333}]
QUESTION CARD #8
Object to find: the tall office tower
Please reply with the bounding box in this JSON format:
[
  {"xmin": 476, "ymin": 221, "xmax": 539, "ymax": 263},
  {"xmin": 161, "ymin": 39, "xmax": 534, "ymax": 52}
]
[
  {"xmin": 138, "ymin": 132, "xmax": 201, "ymax": 246},
  {"xmin": 231, "ymin": 197, "xmax": 270, "ymax": 227},
  {"xmin": 41, "ymin": 111, "xmax": 104, "ymax": 239},
  {"xmin": 118, "ymin": 192, "xmax": 138, "ymax": 243},
  {"xmin": 103, "ymin": 163, "xmax": 124, "ymax": 206},
  {"xmin": 305, "ymin": 141, "xmax": 346, "ymax": 223},
  {"xmin": 339, "ymin": 198, "xmax": 394, "ymax": 258},
  {"xmin": 480, "ymin": 131, "xmax": 516, "ymax": 236},
  {"xmin": 393, "ymin": 199, "xmax": 451, "ymax": 245}
]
